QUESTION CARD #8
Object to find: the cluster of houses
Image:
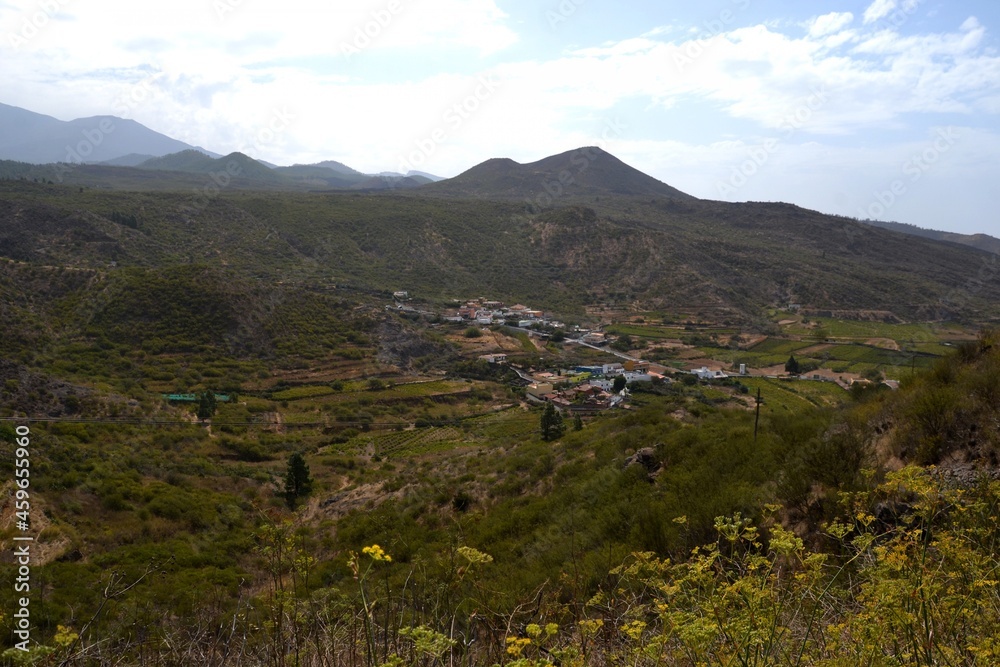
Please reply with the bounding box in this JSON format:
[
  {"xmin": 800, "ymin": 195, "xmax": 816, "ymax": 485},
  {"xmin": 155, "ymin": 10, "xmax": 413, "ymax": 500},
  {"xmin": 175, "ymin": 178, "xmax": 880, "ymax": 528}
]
[
  {"xmin": 518, "ymin": 361, "xmax": 663, "ymax": 414},
  {"xmin": 445, "ymin": 298, "xmax": 565, "ymax": 329}
]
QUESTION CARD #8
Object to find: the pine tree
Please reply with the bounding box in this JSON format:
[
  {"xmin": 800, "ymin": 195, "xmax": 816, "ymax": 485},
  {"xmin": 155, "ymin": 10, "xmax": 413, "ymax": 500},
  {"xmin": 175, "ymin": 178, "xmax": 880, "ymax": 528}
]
[
  {"xmin": 540, "ymin": 403, "xmax": 565, "ymax": 442},
  {"xmin": 284, "ymin": 453, "xmax": 313, "ymax": 508},
  {"xmin": 785, "ymin": 355, "xmax": 801, "ymax": 375},
  {"xmin": 196, "ymin": 390, "xmax": 217, "ymax": 421}
]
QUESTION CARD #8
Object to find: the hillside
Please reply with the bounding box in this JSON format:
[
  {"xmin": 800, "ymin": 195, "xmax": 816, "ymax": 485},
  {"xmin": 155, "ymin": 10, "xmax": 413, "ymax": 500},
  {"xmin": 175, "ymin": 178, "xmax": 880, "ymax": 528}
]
[
  {"xmin": 1, "ymin": 180, "xmax": 998, "ymax": 323},
  {"xmin": 863, "ymin": 219, "xmax": 1000, "ymax": 255},
  {"xmin": 424, "ymin": 146, "xmax": 695, "ymax": 202}
]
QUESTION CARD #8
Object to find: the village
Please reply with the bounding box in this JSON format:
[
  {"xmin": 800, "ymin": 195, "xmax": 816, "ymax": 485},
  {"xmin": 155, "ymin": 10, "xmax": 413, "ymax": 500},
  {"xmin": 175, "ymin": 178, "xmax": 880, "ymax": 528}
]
[
  {"xmin": 391, "ymin": 294, "xmax": 900, "ymax": 416},
  {"xmin": 445, "ymin": 297, "xmax": 741, "ymax": 414}
]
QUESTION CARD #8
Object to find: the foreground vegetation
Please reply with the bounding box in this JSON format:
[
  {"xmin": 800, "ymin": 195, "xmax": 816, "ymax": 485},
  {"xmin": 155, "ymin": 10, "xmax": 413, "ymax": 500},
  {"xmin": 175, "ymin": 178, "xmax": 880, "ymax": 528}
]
[{"xmin": 0, "ymin": 330, "xmax": 996, "ymax": 665}]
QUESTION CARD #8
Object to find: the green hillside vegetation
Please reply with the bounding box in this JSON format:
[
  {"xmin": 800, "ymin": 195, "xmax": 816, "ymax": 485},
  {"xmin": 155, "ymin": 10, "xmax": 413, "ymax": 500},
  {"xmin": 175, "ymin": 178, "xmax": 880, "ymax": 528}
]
[
  {"xmin": 2, "ymin": 180, "xmax": 999, "ymax": 323},
  {"xmin": 1, "ymin": 331, "xmax": 997, "ymax": 665}
]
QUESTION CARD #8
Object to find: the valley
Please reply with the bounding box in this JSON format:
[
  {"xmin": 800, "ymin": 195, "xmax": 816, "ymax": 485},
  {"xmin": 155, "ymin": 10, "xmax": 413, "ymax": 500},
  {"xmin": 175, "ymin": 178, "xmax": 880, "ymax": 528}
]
[{"xmin": 0, "ymin": 146, "xmax": 998, "ymax": 666}]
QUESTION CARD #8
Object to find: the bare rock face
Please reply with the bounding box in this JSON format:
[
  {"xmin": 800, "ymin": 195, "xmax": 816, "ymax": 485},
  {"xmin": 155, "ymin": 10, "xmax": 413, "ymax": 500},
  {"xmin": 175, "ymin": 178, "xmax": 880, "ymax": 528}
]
[
  {"xmin": 0, "ymin": 360, "xmax": 94, "ymax": 417},
  {"xmin": 625, "ymin": 447, "xmax": 661, "ymax": 480},
  {"xmin": 376, "ymin": 318, "xmax": 453, "ymax": 370}
]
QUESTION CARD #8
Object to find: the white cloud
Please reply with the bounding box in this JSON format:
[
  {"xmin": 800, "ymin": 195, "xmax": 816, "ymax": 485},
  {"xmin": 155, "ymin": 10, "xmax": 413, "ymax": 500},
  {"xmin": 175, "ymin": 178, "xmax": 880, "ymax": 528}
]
[
  {"xmin": 863, "ymin": 0, "xmax": 897, "ymax": 25},
  {"xmin": 807, "ymin": 12, "xmax": 853, "ymax": 38},
  {"xmin": 961, "ymin": 16, "xmax": 982, "ymax": 32}
]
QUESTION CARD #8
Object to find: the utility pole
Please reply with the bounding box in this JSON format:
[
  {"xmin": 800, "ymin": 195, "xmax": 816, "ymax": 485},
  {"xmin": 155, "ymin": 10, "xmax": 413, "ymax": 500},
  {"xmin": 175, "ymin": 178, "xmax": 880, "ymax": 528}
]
[{"xmin": 754, "ymin": 388, "xmax": 762, "ymax": 443}]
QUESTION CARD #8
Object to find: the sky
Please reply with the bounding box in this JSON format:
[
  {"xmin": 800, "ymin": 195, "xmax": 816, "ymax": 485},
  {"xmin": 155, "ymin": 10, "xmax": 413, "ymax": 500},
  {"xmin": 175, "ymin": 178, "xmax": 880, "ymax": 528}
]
[{"xmin": 2, "ymin": 0, "xmax": 999, "ymax": 235}]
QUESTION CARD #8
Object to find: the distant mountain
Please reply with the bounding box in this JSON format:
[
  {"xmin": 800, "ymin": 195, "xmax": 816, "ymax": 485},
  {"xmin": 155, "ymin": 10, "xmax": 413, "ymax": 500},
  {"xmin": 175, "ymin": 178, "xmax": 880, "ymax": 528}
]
[
  {"xmin": 0, "ymin": 102, "xmax": 219, "ymax": 164},
  {"xmin": 138, "ymin": 150, "xmax": 217, "ymax": 172},
  {"xmin": 862, "ymin": 220, "xmax": 1000, "ymax": 255},
  {"xmin": 351, "ymin": 174, "xmax": 429, "ymax": 191},
  {"xmin": 376, "ymin": 170, "xmax": 445, "ymax": 182},
  {"xmin": 136, "ymin": 150, "xmax": 282, "ymax": 183},
  {"xmin": 273, "ymin": 161, "xmax": 439, "ymax": 190},
  {"xmin": 406, "ymin": 170, "xmax": 445, "ymax": 182},
  {"xmin": 273, "ymin": 164, "xmax": 367, "ymax": 189},
  {"xmin": 99, "ymin": 153, "xmax": 157, "ymax": 167},
  {"xmin": 312, "ymin": 160, "xmax": 365, "ymax": 177},
  {"xmin": 424, "ymin": 146, "xmax": 694, "ymax": 202}
]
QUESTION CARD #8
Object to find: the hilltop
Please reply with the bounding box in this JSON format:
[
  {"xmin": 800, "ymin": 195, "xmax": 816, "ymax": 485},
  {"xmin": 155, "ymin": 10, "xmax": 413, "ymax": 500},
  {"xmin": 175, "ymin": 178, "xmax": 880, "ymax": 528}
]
[
  {"xmin": 424, "ymin": 146, "xmax": 695, "ymax": 202},
  {"xmin": 137, "ymin": 150, "xmax": 282, "ymax": 183}
]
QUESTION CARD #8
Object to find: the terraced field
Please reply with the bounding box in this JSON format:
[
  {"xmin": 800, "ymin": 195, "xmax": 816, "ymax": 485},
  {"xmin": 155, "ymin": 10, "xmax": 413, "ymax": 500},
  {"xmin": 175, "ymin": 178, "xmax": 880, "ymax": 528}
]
[
  {"xmin": 781, "ymin": 316, "xmax": 941, "ymax": 342},
  {"xmin": 741, "ymin": 377, "xmax": 850, "ymax": 411}
]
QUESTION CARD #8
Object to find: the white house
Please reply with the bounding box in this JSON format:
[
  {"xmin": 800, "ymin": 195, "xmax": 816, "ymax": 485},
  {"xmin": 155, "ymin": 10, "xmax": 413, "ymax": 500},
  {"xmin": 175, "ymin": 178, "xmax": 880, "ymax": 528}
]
[
  {"xmin": 692, "ymin": 367, "xmax": 728, "ymax": 380},
  {"xmin": 480, "ymin": 353, "xmax": 508, "ymax": 364}
]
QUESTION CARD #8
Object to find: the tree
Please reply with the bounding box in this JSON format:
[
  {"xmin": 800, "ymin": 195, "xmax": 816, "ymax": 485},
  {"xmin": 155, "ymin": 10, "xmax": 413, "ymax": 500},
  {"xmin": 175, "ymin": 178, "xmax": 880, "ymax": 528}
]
[
  {"xmin": 540, "ymin": 403, "xmax": 565, "ymax": 442},
  {"xmin": 284, "ymin": 453, "xmax": 313, "ymax": 508},
  {"xmin": 611, "ymin": 335, "xmax": 633, "ymax": 352},
  {"xmin": 612, "ymin": 375, "xmax": 628, "ymax": 393},
  {"xmin": 863, "ymin": 367, "xmax": 884, "ymax": 383},
  {"xmin": 196, "ymin": 391, "xmax": 217, "ymax": 421},
  {"xmin": 573, "ymin": 414, "xmax": 584, "ymax": 431},
  {"xmin": 785, "ymin": 355, "xmax": 801, "ymax": 375}
]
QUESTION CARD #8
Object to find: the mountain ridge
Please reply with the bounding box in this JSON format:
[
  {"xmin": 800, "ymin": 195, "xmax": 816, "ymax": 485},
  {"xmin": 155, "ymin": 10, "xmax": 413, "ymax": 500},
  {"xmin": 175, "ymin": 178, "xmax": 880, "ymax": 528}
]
[
  {"xmin": 423, "ymin": 147, "xmax": 695, "ymax": 203},
  {"xmin": 0, "ymin": 102, "xmax": 993, "ymax": 244},
  {"xmin": 0, "ymin": 102, "xmax": 219, "ymax": 164}
]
